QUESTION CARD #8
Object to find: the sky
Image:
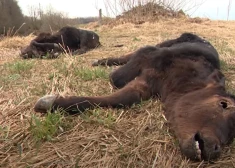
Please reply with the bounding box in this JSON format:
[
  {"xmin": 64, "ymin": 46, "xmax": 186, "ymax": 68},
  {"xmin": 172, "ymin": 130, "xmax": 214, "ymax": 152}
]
[{"xmin": 17, "ymin": 0, "xmax": 235, "ymax": 20}]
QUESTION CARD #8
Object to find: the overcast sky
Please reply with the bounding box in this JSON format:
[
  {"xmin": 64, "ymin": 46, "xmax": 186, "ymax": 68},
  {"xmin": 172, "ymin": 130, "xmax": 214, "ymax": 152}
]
[{"xmin": 17, "ymin": 0, "xmax": 235, "ymax": 20}]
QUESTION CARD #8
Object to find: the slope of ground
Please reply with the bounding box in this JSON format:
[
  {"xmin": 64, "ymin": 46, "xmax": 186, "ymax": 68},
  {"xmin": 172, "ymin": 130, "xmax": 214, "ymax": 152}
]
[{"xmin": 0, "ymin": 18, "xmax": 235, "ymax": 168}]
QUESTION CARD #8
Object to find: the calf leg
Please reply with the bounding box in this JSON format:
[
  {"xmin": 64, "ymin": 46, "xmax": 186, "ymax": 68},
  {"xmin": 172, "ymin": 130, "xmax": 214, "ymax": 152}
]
[
  {"xmin": 110, "ymin": 60, "xmax": 142, "ymax": 89},
  {"xmin": 31, "ymin": 41, "xmax": 61, "ymax": 51},
  {"xmin": 92, "ymin": 52, "xmax": 134, "ymax": 66},
  {"xmin": 109, "ymin": 46, "xmax": 158, "ymax": 88},
  {"xmin": 34, "ymin": 76, "xmax": 152, "ymax": 114},
  {"xmin": 72, "ymin": 47, "xmax": 88, "ymax": 55}
]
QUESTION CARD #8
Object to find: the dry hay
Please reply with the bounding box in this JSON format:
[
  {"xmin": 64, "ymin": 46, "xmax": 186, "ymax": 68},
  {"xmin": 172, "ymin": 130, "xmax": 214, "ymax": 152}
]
[
  {"xmin": 109, "ymin": 2, "xmax": 186, "ymax": 25},
  {"xmin": 1, "ymin": 18, "xmax": 235, "ymax": 168},
  {"xmin": 0, "ymin": 35, "xmax": 34, "ymax": 65}
]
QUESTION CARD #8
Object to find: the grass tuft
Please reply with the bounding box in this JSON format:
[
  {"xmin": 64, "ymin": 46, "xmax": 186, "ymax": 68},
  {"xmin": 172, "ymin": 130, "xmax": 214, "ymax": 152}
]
[
  {"xmin": 3, "ymin": 60, "xmax": 34, "ymax": 75},
  {"xmin": 28, "ymin": 111, "xmax": 65, "ymax": 142},
  {"xmin": 0, "ymin": 126, "xmax": 10, "ymax": 140},
  {"xmin": 80, "ymin": 108, "xmax": 116, "ymax": 127},
  {"xmin": 74, "ymin": 66, "xmax": 109, "ymax": 81}
]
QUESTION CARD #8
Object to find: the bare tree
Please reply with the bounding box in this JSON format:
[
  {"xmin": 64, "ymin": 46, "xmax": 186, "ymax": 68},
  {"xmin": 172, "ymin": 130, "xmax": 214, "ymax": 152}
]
[
  {"xmin": 227, "ymin": 0, "xmax": 232, "ymax": 21},
  {"xmin": 24, "ymin": 5, "xmax": 79, "ymax": 33},
  {"xmin": 0, "ymin": 0, "xmax": 25, "ymax": 35}
]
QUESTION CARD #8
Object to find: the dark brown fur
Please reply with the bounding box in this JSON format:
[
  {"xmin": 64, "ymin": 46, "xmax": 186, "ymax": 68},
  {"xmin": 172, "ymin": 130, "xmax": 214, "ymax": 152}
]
[
  {"xmin": 34, "ymin": 33, "xmax": 235, "ymax": 161},
  {"xmin": 20, "ymin": 26, "xmax": 101, "ymax": 59}
]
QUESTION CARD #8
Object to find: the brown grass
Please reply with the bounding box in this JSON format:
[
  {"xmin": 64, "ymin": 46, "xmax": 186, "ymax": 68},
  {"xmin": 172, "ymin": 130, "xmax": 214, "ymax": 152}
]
[{"xmin": 1, "ymin": 18, "xmax": 235, "ymax": 168}]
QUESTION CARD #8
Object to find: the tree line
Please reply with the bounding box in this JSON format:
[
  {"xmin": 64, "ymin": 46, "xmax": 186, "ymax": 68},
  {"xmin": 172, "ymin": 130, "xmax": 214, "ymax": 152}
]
[{"xmin": 0, "ymin": 0, "xmax": 98, "ymax": 36}]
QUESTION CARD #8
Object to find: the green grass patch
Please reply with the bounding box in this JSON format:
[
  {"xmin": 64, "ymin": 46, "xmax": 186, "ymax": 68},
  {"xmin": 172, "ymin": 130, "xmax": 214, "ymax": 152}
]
[
  {"xmin": 80, "ymin": 108, "xmax": 116, "ymax": 127},
  {"xmin": 3, "ymin": 60, "xmax": 34, "ymax": 75},
  {"xmin": 29, "ymin": 111, "xmax": 65, "ymax": 142},
  {"xmin": 30, "ymin": 82, "xmax": 51, "ymax": 96},
  {"xmin": 53, "ymin": 61, "xmax": 69, "ymax": 77},
  {"xmin": 132, "ymin": 37, "xmax": 141, "ymax": 41},
  {"xmin": 0, "ymin": 126, "xmax": 10, "ymax": 140},
  {"xmin": 0, "ymin": 74, "xmax": 21, "ymax": 88},
  {"xmin": 74, "ymin": 66, "xmax": 109, "ymax": 81}
]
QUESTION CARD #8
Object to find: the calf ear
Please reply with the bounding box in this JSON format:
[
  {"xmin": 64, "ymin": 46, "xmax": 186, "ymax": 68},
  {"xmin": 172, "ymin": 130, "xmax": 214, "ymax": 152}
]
[{"xmin": 207, "ymin": 70, "xmax": 225, "ymax": 87}]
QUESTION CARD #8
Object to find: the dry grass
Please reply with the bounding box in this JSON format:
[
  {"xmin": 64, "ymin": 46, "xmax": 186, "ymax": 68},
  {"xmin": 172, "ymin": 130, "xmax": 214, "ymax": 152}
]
[{"xmin": 1, "ymin": 18, "xmax": 235, "ymax": 168}]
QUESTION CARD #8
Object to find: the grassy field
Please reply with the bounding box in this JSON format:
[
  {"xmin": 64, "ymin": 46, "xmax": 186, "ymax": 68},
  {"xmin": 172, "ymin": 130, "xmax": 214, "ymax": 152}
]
[{"xmin": 1, "ymin": 18, "xmax": 235, "ymax": 168}]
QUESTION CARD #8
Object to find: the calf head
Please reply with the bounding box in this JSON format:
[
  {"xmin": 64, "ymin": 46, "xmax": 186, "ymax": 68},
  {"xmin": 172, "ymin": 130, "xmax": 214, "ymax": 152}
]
[
  {"xmin": 20, "ymin": 41, "xmax": 61, "ymax": 59},
  {"xmin": 20, "ymin": 33, "xmax": 62, "ymax": 59},
  {"xmin": 167, "ymin": 83, "xmax": 235, "ymax": 161}
]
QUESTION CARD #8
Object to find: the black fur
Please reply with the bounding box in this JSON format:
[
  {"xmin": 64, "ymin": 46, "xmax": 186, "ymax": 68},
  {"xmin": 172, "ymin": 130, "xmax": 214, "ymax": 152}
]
[{"xmin": 20, "ymin": 26, "xmax": 101, "ymax": 59}]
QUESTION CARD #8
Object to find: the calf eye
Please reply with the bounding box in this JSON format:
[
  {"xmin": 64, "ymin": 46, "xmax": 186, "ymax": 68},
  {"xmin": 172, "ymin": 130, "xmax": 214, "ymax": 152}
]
[{"xmin": 220, "ymin": 101, "xmax": 228, "ymax": 109}]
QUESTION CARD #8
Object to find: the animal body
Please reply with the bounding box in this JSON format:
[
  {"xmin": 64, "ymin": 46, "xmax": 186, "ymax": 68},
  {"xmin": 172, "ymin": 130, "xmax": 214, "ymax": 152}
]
[
  {"xmin": 20, "ymin": 26, "xmax": 101, "ymax": 59},
  {"xmin": 34, "ymin": 33, "xmax": 235, "ymax": 161}
]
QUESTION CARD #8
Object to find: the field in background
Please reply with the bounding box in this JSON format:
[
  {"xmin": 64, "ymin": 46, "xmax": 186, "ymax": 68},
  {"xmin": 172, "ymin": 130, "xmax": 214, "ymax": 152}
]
[{"xmin": 1, "ymin": 18, "xmax": 235, "ymax": 167}]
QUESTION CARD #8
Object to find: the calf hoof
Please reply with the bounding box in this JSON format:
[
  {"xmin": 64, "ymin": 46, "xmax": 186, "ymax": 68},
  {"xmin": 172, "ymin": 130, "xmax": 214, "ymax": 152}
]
[
  {"xmin": 34, "ymin": 95, "xmax": 58, "ymax": 113},
  {"xmin": 20, "ymin": 54, "xmax": 29, "ymax": 59},
  {"xmin": 92, "ymin": 60, "xmax": 99, "ymax": 66},
  {"xmin": 52, "ymin": 52, "xmax": 60, "ymax": 58}
]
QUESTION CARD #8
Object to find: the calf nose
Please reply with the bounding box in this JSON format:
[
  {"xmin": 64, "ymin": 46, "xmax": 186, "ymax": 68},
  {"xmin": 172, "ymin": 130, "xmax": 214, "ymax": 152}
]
[
  {"xmin": 194, "ymin": 132, "xmax": 221, "ymax": 160},
  {"xmin": 205, "ymin": 143, "xmax": 221, "ymax": 160},
  {"xmin": 213, "ymin": 144, "xmax": 221, "ymax": 153}
]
